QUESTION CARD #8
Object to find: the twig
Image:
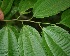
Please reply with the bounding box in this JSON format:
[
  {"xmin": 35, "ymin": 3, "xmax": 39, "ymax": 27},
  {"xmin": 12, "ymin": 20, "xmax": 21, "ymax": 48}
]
[{"xmin": 1, "ymin": 19, "xmax": 61, "ymax": 25}]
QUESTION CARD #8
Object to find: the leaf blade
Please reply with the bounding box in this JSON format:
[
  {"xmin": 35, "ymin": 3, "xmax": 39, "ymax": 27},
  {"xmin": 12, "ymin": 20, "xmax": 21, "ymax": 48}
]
[
  {"xmin": 1, "ymin": 0, "xmax": 14, "ymax": 15},
  {"xmin": 33, "ymin": 0, "xmax": 70, "ymax": 18},
  {"xmin": 0, "ymin": 26, "xmax": 19, "ymax": 56},
  {"xmin": 19, "ymin": 0, "xmax": 37, "ymax": 14},
  {"xmin": 18, "ymin": 25, "xmax": 46, "ymax": 56},
  {"xmin": 60, "ymin": 9, "xmax": 70, "ymax": 28},
  {"xmin": 42, "ymin": 26, "xmax": 70, "ymax": 56}
]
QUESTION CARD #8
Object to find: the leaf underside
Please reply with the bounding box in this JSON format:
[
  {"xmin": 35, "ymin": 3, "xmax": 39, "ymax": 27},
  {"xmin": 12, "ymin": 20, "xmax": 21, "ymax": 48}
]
[
  {"xmin": 18, "ymin": 25, "xmax": 46, "ymax": 56},
  {"xmin": 42, "ymin": 26, "xmax": 70, "ymax": 56},
  {"xmin": 0, "ymin": 26, "xmax": 18, "ymax": 56}
]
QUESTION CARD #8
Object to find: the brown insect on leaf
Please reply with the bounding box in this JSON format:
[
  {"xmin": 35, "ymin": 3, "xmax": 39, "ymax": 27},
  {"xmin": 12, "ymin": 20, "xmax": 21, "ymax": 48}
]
[{"xmin": 0, "ymin": 9, "xmax": 4, "ymax": 20}]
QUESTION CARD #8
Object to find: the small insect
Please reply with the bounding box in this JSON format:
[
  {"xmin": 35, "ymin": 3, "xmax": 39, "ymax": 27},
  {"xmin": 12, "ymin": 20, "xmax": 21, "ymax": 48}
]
[{"xmin": 0, "ymin": 9, "xmax": 4, "ymax": 20}]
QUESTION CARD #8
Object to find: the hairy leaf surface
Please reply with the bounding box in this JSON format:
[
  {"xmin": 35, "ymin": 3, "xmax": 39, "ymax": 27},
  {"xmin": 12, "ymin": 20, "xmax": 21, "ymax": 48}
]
[
  {"xmin": 42, "ymin": 26, "xmax": 70, "ymax": 56},
  {"xmin": 18, "ymin": 25, "xmax": 46, "ymax": 56},
  {"xmin": 0, "ymin": 26, "xmax": 19, "ymax": 56}
]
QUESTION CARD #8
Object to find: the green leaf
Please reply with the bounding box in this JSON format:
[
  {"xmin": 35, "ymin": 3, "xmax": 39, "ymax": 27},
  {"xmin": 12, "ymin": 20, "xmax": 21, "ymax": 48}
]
[
  {"xmin": 0, "ymin": 0, "xmax": 2, "ymax": 7},
  {"xmin": 60, "ymin": 9, "xmax": 70, "ymax": 28},
  {"xmin": 1, "ymin": 0, "xmax": 14, "ymax": 15},
  {"xmin": 18, "ymin": 25, "xmax": 46, "ymax": 56},
  {"xmin": 19, "ymin": 0, "xmax": 37, "ymax": 14},
  {"xmin": 7, "ymin": 25, "xmax": 19, "ymax": 40},
  {"xmin": 42, "ymin": 26, "xmax": 70, "ymax": 56},
  {"xmin": 33, "ymin": 0, "xmax": 70, "ymax": 18},
  {"xmin": 0, "ymin": 26, "xmax": 19, "ymax": 56},
  {"xmin": 13, "ymin": 0, "xmax": 21, "ymax": 6},
  {"xmin": 1, "ymin": 0, "xmax": 9, "ymax": 11},
  {"xmin": 41, "ymin": 32, "xmax": 54, "ymax": 56},
  {"xmin": 5, "ymin": 6, "xmax": 18, "ymax": 20}
]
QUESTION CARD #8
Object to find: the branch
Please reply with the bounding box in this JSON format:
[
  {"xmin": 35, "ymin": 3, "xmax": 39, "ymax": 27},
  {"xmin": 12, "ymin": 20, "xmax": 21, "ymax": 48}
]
[{"xmin": 0, "ymin": 19, "xmax": 60, "ymax": 25}]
